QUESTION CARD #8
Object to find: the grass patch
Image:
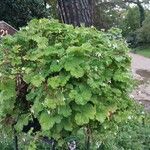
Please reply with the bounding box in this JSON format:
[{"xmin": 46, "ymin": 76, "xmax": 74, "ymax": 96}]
[{"xmin": 134, "ymin": 46, "xmax": 150, "ymax": 58}]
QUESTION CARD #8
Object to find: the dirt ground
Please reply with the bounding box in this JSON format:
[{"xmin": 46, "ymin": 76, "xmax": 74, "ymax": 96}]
[{"xmin": 130, "ymin": 53, "xmax": 150, "ymax": 111}]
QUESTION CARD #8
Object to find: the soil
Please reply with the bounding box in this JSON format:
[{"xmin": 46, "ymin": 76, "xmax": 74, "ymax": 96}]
[{"xmin": 130, "ymin": 53, "xmax": 150, "ymax": 111}]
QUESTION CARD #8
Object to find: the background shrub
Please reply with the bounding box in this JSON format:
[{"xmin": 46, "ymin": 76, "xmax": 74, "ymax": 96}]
[
  {"xmin": 136, "ymin": 14, "xmax": 150, "ymax": 45},
  {"xmin": 0, "ymin": 0, "xmax": 50, "ymax": 29}
]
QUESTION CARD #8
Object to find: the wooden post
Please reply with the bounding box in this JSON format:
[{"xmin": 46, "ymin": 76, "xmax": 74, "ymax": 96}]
[{"xmin": 0, "ymin": 21, "xmax": 17, "ymax": 37}]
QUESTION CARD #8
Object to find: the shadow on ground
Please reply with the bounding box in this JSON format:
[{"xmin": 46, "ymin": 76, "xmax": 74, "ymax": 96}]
[{"xmin": 132, "ymin": 69, "xmax": 150, "ymax": 111}]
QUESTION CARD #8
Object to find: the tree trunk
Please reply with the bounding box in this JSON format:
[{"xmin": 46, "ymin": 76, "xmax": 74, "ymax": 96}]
[
  {"xmin": 57, "ymin": 0, "xmax": 94, "ymax": 27},
  {"xmin": 137, "ymin": 1, "xmax": 145, "ymax": 27}
]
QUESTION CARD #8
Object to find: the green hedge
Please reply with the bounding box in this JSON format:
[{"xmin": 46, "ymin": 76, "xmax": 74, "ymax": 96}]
[{"xmin": 0, "ymin": 19, "xmax": 134, "ymax": 149}]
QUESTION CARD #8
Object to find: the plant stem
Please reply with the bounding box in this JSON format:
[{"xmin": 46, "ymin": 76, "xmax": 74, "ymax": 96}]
[{"xmin": 13, "ymin": 127, "xmax": 19, "ymax": 150}]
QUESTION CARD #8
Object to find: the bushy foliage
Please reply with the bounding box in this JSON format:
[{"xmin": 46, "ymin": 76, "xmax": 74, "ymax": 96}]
[
  {"xmin": 99, "ymin": 111, "xmax": 150, "ymax": 150},
  {"xmin": 1, "ymin": 109, "xmax": 150, "ymax": 149},
  {"xmin": 0, "ymin": 19, "xmax": 134, "ymax": 148}
]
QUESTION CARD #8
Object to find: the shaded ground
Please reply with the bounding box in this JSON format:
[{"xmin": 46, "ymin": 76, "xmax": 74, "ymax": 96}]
[{"xmin": 130, "ymin": 53, "xmax": 150, "ymax": 111}]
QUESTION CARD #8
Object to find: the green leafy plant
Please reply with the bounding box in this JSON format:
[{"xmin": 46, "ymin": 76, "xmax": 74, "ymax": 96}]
[
  {"xmin": 0, "ymin": 19, "xmax": 135, "ymax": 149},
  {"xmin": 99, "ymin": 110, "xmax": 150, "ymax": 150}
]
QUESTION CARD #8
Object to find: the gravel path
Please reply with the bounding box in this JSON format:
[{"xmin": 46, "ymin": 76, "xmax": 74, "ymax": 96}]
[
  {"xmin": 130, "ymin": 53, "xmax": 150, "ymax": 73},
  {"xmin": 130, "ymin": 53, "xmax": 150, "ymax": 111}
]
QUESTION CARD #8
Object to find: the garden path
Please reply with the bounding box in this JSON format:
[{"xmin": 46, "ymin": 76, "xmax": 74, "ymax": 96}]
[{"xmin": 130, "ymin": 53, "xmax": 150, "ymax": 111}]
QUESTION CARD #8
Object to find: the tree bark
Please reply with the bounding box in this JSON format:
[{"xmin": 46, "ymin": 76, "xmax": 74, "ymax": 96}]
[
  {"xmin": 136, "ymin": 1, "xmax": 145, "ymax": 27},
  {"xmin": 57, "ymin": 0, "xmax": 94, "ymax": 27}
]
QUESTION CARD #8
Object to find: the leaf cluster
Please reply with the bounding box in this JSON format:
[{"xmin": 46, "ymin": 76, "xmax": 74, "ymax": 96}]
[{"xmin": 0, "ymin": 19, "xmax": 134, "ymax": 148}]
